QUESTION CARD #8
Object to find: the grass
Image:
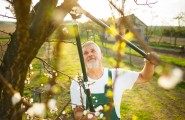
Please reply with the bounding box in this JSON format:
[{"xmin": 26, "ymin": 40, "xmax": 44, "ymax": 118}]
[{"xmin": 96, "ymin": 41, "xmax": 185, "ymax": 67}]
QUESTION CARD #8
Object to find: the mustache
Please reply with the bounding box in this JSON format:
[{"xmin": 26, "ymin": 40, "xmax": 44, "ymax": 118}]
[{"xmin": 87, "ymin": 56, "xmax": 96, "ymax": 61}]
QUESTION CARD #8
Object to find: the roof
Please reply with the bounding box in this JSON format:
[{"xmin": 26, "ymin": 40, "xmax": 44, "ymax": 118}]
[{"xmin": 118, "ymin": 14, "xmax": 147, "ymax": 27}]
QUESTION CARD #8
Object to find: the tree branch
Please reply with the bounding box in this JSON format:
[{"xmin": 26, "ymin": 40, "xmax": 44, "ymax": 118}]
[
  {"xmin": 134, "ymin": 0, "xmax": 158, "ymax": 8},
  {"xmin": 0, "ymin": 14, "xmax": 16, "ymax": 19}
]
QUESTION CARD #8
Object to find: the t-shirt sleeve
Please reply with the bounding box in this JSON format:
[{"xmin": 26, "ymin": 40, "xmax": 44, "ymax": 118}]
[
  {"xmin": 110, "ymin": 68, "xmax": 139, "ymax": 118},
  {"xmin": 70, "ymin": 79, "xmax": 86, "ymax": 109},
  {"xmin": 112, "ymin": 68, "xmax": 139, "ymax": 90},
  {"xmin": 123, "ymin": 70, "xmax": 139, "ymax": 89}
]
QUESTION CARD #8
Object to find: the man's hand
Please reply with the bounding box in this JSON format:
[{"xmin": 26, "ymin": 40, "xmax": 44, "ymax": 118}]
[
  {"xmin": 146, "ymin": 52, "xmax": 160, "ymax": 65},
  {"xmin": 74, "ymin": 106, "xmax": 97, "ymax": 120}
]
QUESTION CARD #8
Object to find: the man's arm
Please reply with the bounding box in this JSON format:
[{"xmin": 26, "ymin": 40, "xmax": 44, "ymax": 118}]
[
  {"xmin": 135, "ymin": 58, "xmax": 155, "ymax": 84},
  {"xmin": 135, "ymin": 52, "xmax": 158, "ymax": 84}
]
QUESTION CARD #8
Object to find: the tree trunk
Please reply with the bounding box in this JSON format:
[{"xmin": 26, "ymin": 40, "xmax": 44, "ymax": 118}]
[{"xmin": 0, "ymin": 0, "xmax": 77, "ymax": 119}]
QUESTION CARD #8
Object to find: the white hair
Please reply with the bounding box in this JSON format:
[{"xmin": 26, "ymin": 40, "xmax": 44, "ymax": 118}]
[{"xmin": 82, "ymin": 41, "xmax": 101, "ymax": 53}]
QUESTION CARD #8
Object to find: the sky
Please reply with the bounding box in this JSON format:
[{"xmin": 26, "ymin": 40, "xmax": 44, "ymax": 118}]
[{"xmin": 1, "ymin": 0, "xmax": 185, "ymax": 26}]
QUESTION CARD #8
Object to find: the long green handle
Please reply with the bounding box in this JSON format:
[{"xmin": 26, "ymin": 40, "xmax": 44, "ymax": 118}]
[{"xmin": 73, "ymin": 24, "xmax": 95, "ymax": 112}]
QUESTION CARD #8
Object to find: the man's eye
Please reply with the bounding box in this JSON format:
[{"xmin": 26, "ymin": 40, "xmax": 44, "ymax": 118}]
[{"xmin": 83, "ymin": 52, "xmax": 88, "ymax": 55}]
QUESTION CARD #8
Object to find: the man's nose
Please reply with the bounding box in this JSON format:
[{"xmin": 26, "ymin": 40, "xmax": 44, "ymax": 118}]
[{"xmin": 87, "ymin": 52, "xmax": 93, "ymax": 56}]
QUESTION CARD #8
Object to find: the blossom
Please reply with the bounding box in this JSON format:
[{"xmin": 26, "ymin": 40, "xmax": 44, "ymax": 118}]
[
  {"xmin": 87, "ymin": 113, "xmax": 93, "ymax": 119},
  {"xmin": 106, "ymin": 25, "xmax": 118, "ymax": 37},
  {"xmin": 95, "ymin": 105, "xmax": 103, "ymax": 112},
  {"xmin": 48, "ymin": 99, "xmax": 57, "ymax": 110},
  {"xmin": 62, "ymin": 111, "xmax": 66, "ymax": 115},
  {"xmin": 124, "ymin": 32, "xmax": 134, "ymax": 41},
  {"xmin": 95, "ymin": 111, "xmax": 100, "ymax": 116},
  {"xmin": 99, "ymin": 113, "xmax": 104, "ymax": 118},
  {"xmin": 83, "ymin": 110, "xmax": 88, "ymax": 115},
  {"xmin": 103, "ymin": 104, "xmax": 110, "ymax": 111},
  {"xmin": 158, "ymin": 68, "xmax": 183, "ymax": 89},
  {"xmin": 27, "ymin": 103, "xmax": 46, "ymax": 117},
  {"xmin": 12, "ymin": 92, "xmax": 21, "ymax": 106},
  {"xmin": 106, "ymin": 89, "xmax": 113, "ymax": 98},
  {"xmin": 29, "ymin": 64, "xmax": 33, "ymax": 69}
]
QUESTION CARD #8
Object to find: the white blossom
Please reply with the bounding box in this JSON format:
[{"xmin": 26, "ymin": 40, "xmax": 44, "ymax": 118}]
[
  {"xmin": 27, "ymin": 103, "xmax": 46, "ymax": 117},
  {"xmin": 62, "ymin": 111, "xmax": 66, "ymax": 115},
  {"xmin": 44, "ymin": 73, "xmax": 47, "ymax": 76},
  {"xmin": 99, "ymin": 113, "xmax": 104, "ymax": 118},
  {"xmin": 48, "ymin": 99, "xmax": 57, "ymax": 110},
  {"xmin": 95, "ymin": 111, "xmax": 100, "ymax": 116},
  {"xmin": 158, "ymin": 68, "xmax": 183, "ymax": 89},
  {"xmin": 12, "ymin": 92, "xmax": 21, "ymax": 105},
  {"xmin": 87, "ymin": 113, "xmax": 93, "ymax": 119},
  {"xmin": 95, "ymin": 105, "xmax": 103, "ymax": 112},
  {"xmin": 83, "ymin": 110, "xmax": 88, "ymax": 115},
  {"xmin": 26, "ymin": 108, "xmax": 34, "ymax": 117},
  {"xmin": 25, "ymin": 80, "xmax": 28, "ymax": 84},
  {"xmin": 55, "ymin": 72, "xmax": 58, "ymax": 76},
  {"xmin": 30, "ymin": 98, "xmax": 33, "ymax": 103},
  {"xmin": 62, "ymin": 27, "xmax": 69, "ymax": 34},
  {"xmin": 29, "ymin": 64, "xmax": 33, "ymax": 69},
  {"xmin": 49, "ymin": 74, "xmax": 53, "ymax": 78}
]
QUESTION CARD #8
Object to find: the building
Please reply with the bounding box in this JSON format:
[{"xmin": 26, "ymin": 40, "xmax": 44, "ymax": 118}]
[{"xmin": 104, "ymin": 14, "xmax": 147, "ymax": 42}]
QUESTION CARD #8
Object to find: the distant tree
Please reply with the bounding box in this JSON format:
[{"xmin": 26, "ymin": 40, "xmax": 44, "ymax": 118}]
[{"xmin": 173, "ymin": 12, "xmax": 185, "ymax": 46}]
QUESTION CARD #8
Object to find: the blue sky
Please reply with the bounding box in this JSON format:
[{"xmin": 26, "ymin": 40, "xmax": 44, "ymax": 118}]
[{"xmin": 1, "ymin": 0, "xmax": 185, "ymax": 26}]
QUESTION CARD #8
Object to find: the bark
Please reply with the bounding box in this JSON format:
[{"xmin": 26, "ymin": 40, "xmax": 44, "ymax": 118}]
[{"xmin": 0, "ymin": 0, "xmax": 77, "ymax": 119}]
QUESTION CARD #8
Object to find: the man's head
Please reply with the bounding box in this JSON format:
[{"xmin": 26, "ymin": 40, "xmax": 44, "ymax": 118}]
[{"xmin": 82, "ymin": 41, "xmax": 102, "ymax": 69}]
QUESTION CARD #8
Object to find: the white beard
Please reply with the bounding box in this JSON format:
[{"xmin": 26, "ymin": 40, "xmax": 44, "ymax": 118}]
[{"xmin": 86, "ymin": 60, "xmax": 99, "ymax": 69}]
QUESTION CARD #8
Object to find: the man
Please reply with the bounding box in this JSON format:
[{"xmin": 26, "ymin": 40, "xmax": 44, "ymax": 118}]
[{"xmin": 70, "ymin": 41, "xmax": 156, "ymax": 120}]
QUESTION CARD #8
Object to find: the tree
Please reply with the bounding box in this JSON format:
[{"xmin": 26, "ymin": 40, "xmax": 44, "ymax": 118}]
[
  {"xmin": 0, "ymin": 0, "xmax": 77, "ymax": 119},
  {"xmin": 173, "ymin": 12, "xmax": 185, "ymax": 46}
]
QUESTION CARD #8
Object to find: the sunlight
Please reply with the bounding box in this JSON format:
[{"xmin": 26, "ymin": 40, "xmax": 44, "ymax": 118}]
[{"xmin": 64, "ymin": 0, "xmax": 121, "ymax": 22}]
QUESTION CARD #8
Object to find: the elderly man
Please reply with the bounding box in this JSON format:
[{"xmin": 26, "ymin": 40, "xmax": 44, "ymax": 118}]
[{"xmin": 70, "ymin": 41, "xmax": 155, "ymax": 120}]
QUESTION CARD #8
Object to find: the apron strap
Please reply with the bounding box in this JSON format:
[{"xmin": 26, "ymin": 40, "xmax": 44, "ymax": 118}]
[{"xmin": 108, "ymin": 69, "xmax": 112, "ymax": 81}]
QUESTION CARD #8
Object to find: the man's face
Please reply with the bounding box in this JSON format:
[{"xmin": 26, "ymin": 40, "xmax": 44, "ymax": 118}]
[{"xmin": 82, "ymin": 44, "xmax": 102, "ymax": 69}]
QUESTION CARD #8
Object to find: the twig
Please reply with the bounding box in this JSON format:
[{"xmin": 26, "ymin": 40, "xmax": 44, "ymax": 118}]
[
  {"xmin": 108, "ymin": 0, "xmax": 152, "ymax": 53},
  {"xmin": 0, "ymin": 30, "xmax": 13, "ymax": 36},
  {"xmin": 134, "ymin": 0, "xmax": 158, "ymax": 8},
  {"xmin": 0, "ymin": 14, "xmax": 15, "ymax": 19},
  {"xmin": 35, "ymin": 56, "xmax": 75, "ymax": 81},
  {"xmin": 55, "ymin": 100, "xmax": 71, "ymax": 120}
]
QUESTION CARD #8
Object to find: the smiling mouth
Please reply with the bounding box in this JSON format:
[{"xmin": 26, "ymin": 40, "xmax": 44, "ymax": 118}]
[
  {"xmin": 87, "ymin": 57, "xmax": 96, "ymax": 61},
  {"xmin": 88, "ymin": 58, "xmax": 96, "ymax": 62}
]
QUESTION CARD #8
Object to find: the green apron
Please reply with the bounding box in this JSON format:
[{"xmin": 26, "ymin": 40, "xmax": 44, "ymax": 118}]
[{"xmin": 85, "ymin": 70, "xmax": 120, "ymax": 120}]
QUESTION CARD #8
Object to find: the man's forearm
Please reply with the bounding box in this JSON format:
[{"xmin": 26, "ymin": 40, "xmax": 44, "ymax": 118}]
[{"xmin": 141, "ymin": 59, "xmax": 155, "ymax": 81}]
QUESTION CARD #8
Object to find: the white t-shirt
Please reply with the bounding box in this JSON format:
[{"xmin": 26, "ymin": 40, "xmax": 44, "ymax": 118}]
[{"xmin": 70, "ymin": 68, "xmax": 139, "ymax": 118}]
